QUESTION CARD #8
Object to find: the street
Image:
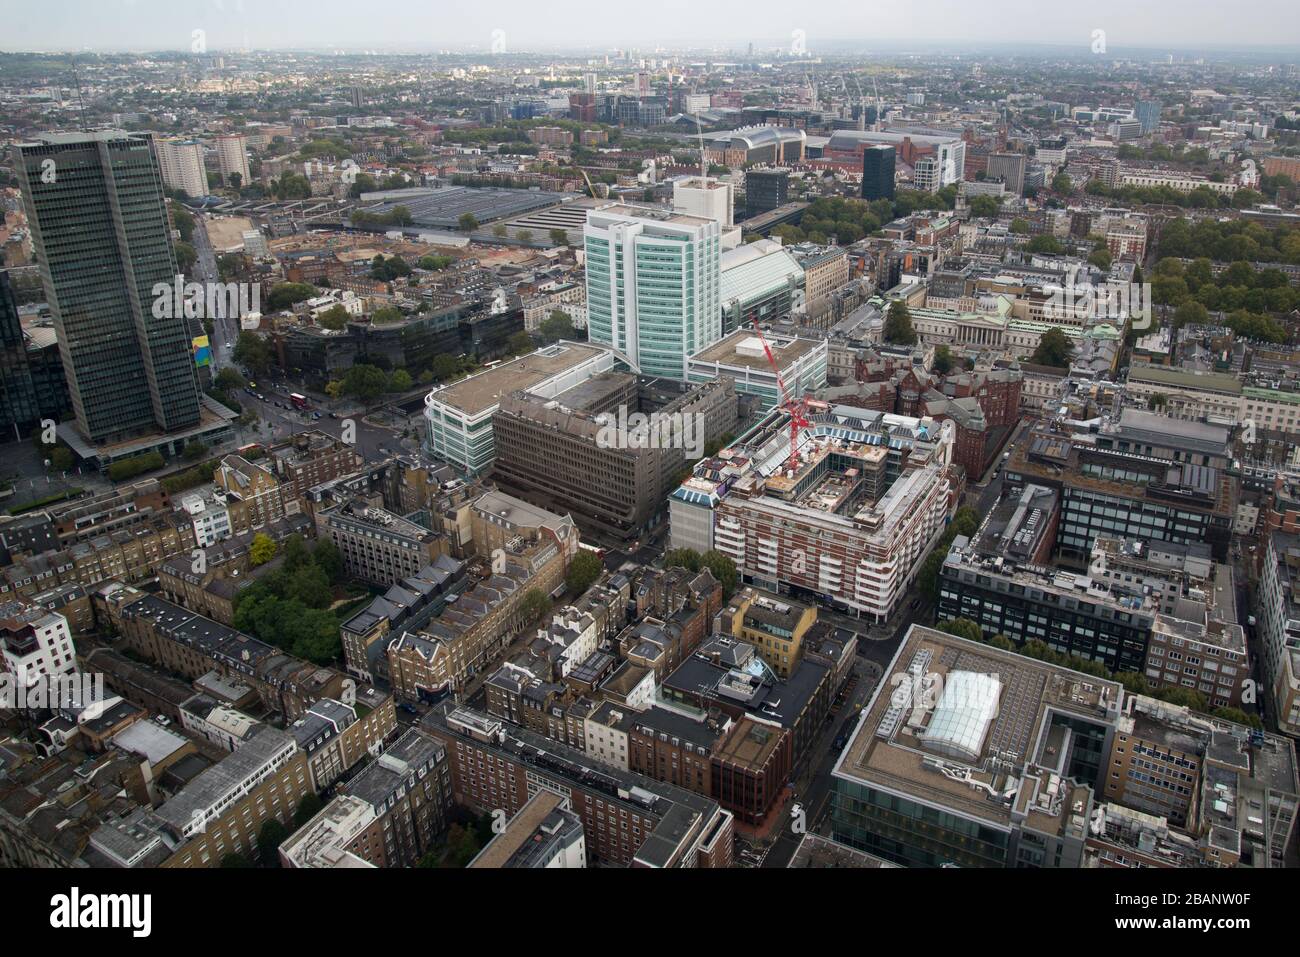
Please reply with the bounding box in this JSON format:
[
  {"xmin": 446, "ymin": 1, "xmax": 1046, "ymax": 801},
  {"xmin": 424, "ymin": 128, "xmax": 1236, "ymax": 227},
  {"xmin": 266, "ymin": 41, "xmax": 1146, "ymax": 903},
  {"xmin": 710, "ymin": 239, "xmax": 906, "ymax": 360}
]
[
  {"xmin": 232, "ymin": 381, "xmax": 419, "ymax": 463},
  {"xmin": 757, "ymin": 595, "xmax": 932, "ymax": 868}
]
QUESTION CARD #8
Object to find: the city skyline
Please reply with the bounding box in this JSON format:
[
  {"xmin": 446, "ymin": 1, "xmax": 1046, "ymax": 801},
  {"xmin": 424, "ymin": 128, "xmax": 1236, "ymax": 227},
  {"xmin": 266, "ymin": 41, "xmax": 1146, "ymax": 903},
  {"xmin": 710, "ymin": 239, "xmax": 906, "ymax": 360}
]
[{"xmin": 4, "ymin": 0, "xmax": 1300, "ymax": 54}]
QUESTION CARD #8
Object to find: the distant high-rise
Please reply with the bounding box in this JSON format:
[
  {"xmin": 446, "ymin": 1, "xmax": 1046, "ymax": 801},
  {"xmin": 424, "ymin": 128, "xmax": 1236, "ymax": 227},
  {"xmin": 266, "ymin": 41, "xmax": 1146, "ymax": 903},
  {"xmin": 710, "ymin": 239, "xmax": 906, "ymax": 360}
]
[
  {"xmin": 860, "ymin": 145, "xmax": 896, "ymax": 201},
  {"xmin": 350, "ymin": 85, "xmax": 365, "ymax": 109},
  {"xmin": 1135, "ymin": 100, "xmax": 1161, "ymax": 134},
  {"xmin": 215, "ymin": 133, "xmax": 250, "ymax": 188},
  {"xmin": 745, "ymin": 168, "xmax": 790, "ymax": 218},
  {"xmin": 585, "ymin": 205, "xmax": 721, "ymax": 380},
  {"xmin": 16, "ymin": 131, "xmax": 202, "ymax": 446},
  {"xmin": 987, "ymin": 151, "xmax": 1027, "ymax": 197},
  {"xmin": 155, "ymin": 137, "xmax": 208, "ymax": 198}
]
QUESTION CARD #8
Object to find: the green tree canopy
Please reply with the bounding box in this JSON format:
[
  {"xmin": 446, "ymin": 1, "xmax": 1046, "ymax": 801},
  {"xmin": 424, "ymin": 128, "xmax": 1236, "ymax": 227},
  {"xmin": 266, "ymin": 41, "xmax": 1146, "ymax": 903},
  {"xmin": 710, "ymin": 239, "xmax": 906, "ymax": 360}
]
[
  {"xmin": 883, "ymin": 300, "xmax": 918, "ymax": 346},
  {"xmin": 1029, "ymin": 327, "xmax": 1074, "ymax": 368}
]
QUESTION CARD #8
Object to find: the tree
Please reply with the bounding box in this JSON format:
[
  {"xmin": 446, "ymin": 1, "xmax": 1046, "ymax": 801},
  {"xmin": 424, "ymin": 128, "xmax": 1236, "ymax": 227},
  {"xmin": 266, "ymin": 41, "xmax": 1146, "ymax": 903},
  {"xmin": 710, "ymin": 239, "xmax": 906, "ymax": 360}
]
[
  {"xmin": 372, "ymin": 305, "xmax": 404, "ymax": 324},
  {"xmin": 429, "ymin": 353, "xmax": 462, "ymax": 382},
  {"xmin": 1088, "ymin": 247, "xmax": 1113, "ymax": 271},
  {"xmin": 266, "ymin": 282, "xmax": 317, "ymax": 311},
  {"xmin": 1029, "ymin": 327, "xmax": 1074, "ymax": 368},
  {"xmin": 1172, "ymin": 301, "xmax": 1209, "ymax": 330},
  {"xmin": 215, "ymin": 366, "xmax": 245, "ymax": 393},
  {"xmin": 293, "ymin": 793, "xmax": 324, "ymax": 828},
  {"xmin": 48, "ymin": 446, "xmax": 74, "ymax": 471},
  {"xmin": 968, "ymin": 194, "xmax": 1002, "ymax": 218},
  {"xmin": 285, "ymin": 563, "xmax": 333, "ymax": 608},
  {"xmin": 665, "ymin": 548, "xmax": 702, "ymax": 573},
  {"xmin": 932, "ymin": 344, "xmax": 954, "ymax": 375},
  {"xmin": 229, "ymin": 172, "xmax": 243, "ymax": 191},
  {"xmin": 341, "ymin": 364, "xmax": 389, "ymax": 403},
  {"xmin": 182, "ymin": 440, "xmax": 207, "ymax": 461},
  {"xmin": 699, "ymin": 550, "xmax": 738, "ymax": 597},
  {"xmin": 312, "ymin": 539, "xmax": 345, "ymax": 583},
  {"xmin": 1211, "ymin": 706, "xmax": 1263, "ymax": 730},
  {"xmin": 250, "ymin": 532, "xmax": 277, "ymax": 567},
  {"xmin": 174, "ymin": 241, "xmax": 197, "ymax": 273},
  {"xmin": 565, "ymin": 551, "xmax": 603, "ymax": 595},
  {"xmin": 519, "ymin": 588, "xmax": 552, "ymax": 623},
  {"xmin": 370, "ymin": 255, "xmax": 412, "ymax": 281},
  {"xmin": 257, "ymin": 819, "xmax": 289, "ymax": 866},
  {"xmin": 387, "ymin": 368, "xmax": 413, "ymax": 392},
  {"xmin": 170, "ymin": 201, "xmax": 195, "ymax": 242},
  {"xmin": 538, "ymin": 310, "xmax": 575, "ymax": 344},
  {"xmin": 918, "ymin": 550, "xmax": 948, "ymax": 604},
  {"xmin": 281, "ymin": 534, "xmax": 310, "ymax": 571},
  {"xmin": 549, "ymin": 228, "xmax": 569, "ymax": 246},
  {"xmin": 1025, "ymin": 234, "xmax": 1064, "ymax": 255},
  {"xmin": 435, "ymin": 823, "xmax": 483, "ymax": 868},
  {"xmin": 317, "ymin": 304, "xmax": 350, "ymax": 330},
  {"xmin": 458, "ymin": 212, "xmax": 479, "ymax": 232},
  {"xmin": 508, "ymin": 331, "xmax": 535, "ymax": 355},
  {"xmin": 1009, "ymin": 218, "xmax": 1030, "ymax": 235},
  {"xmin": 936, "ymin": 618, "xmax": 983, "ymax": 642},
  {"xmin": 1051, "ymin": 172, "xmax": 1073, "ymax": 194},
  {"xmin": 233, "ymin": 332, "xmax": 273, "ymax": 373},
  {"xmin": 882, "ymin": 300, "xmax": 918, "ymax": 345},
  {"xmin": 492, "ymin": 224, "xmax": 508, "ymax": 238}
]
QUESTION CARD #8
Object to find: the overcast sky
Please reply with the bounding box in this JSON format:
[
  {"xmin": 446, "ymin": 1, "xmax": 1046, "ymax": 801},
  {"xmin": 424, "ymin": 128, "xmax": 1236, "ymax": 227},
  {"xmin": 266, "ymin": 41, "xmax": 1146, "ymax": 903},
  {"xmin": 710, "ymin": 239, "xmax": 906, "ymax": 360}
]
[{"xmin": 2, "ymin": 0, "xmax": 1297, "ymax": 54}]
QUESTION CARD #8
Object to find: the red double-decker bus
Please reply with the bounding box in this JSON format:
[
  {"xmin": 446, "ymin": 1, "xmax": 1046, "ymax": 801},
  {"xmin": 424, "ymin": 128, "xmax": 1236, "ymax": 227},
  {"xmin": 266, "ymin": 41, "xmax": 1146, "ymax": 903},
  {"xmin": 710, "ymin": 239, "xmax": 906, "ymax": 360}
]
[{"xmin": 289, "ymin": 393, "xmax": 309, "ymax": 411}]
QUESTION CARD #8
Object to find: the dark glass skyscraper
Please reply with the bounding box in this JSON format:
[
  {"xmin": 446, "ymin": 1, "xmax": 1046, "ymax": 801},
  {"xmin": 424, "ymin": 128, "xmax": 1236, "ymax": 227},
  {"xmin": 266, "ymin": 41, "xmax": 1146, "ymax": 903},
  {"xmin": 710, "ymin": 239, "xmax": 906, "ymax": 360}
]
[
  {"xmin": 16, "ymin": 131, "xmax": 201, "ymax": 447},
  {"xmin": 744, "ymin": 168, "xmax": 790, "ymax": 219},
  {"xmin": 0, "ymin": 270, "xmax": 70, "ymax": 440},
  {"xmin": 860, "ymin": 145, "xmax": 896, "ymax": 201}
]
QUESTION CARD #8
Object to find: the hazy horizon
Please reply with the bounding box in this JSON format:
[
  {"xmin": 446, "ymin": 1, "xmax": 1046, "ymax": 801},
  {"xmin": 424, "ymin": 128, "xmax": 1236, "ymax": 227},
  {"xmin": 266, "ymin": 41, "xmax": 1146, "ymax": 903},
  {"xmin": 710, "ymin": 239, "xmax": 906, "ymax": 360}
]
[{"xmin": 2, "ymin": 0, "xmax": 1298, "ymax": 57}]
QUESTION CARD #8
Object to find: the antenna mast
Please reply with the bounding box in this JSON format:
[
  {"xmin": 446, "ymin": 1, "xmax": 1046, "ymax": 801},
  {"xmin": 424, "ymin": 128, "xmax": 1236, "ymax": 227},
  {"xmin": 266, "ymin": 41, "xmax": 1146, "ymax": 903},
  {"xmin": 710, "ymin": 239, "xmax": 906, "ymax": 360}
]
[{"xmin": 69, "ymin": 55, "xmax": 90, "ymax": 131}]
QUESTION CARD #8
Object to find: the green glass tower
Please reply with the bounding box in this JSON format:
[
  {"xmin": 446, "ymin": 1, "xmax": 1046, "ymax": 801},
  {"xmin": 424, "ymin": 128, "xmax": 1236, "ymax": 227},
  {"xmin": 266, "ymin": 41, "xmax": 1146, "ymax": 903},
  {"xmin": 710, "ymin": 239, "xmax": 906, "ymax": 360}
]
[
  {"xmin": 16, "ymin": 131, "xmax": 201, "ymax": 446},
  {"xmin": 585, "ymin": 205, "xmax": 722, "ymax": 381}
]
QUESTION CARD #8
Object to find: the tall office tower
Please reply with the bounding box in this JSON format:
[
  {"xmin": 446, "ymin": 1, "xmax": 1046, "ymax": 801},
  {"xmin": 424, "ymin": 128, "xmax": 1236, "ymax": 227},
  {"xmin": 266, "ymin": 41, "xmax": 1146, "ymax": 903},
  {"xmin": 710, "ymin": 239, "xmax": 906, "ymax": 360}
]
[
  {"xmin": 215, "ymin": 133, "xmax": 250, "ymax": 187},
  {"xmin": 16, "ymin": 131, "xmax": 202, "ymax": 446},
  {"xmin": 745, "ymin": 168, "xmax": 790, "ymax": 218},
  {"xmin": 0, "ymin": 269, "xmax": 70, "ymax": 439},
  {"xmin": 1135, "ymin": 100, "xmax": 1161, "ymax": 134},
  {"xmin": 987, "ymin": 151, "xmax": 1027, "ymax": 196},
  {"xmin": 860, "ymin": 145, "xmax": 896, "ymax": 201},
  {"xmin": 585, "ymin": 205, "xmax": 721, "ymax": 380},
  {"xmin": 155, "ymin": 137, "xmax": 208, "ymax": 198}
]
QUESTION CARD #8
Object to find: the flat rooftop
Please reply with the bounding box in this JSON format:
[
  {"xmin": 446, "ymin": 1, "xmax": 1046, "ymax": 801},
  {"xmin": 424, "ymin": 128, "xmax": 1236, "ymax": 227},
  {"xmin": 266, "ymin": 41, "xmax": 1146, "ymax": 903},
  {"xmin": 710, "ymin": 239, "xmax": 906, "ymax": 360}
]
[
  {"xmin": 690, "ymin": 329, "xmax": 821, "ymax": 373},
  {"xmin": 360, "ymin": 185, "xmax": 566, "ymax": 228},
  {"xmin": 428, "ymin": 341, "xmax": 608, "ymax": 415},
  {"xmin": 833, "ymin": 624, "xmax": 1122, "ymax": 831}
]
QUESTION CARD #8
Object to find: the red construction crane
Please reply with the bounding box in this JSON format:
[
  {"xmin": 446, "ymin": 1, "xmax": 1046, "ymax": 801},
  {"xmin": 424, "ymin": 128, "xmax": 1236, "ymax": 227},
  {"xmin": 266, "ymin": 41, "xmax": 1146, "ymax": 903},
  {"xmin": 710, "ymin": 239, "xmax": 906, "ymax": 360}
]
[{"xmin": 749, "ymin": 318, "xmax": 810, "ymax": 472}]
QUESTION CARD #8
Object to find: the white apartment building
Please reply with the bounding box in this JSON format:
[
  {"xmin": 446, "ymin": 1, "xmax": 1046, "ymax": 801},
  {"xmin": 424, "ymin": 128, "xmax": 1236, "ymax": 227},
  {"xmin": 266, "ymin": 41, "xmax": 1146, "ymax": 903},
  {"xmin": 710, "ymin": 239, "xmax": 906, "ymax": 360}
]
[
  {"xmin": 215, "ymin": 133, "xmax": 251, "ymax": 187},
  {"xmin": 1118, "ymin": 168, "xmax": 1239, "ymax": 195},
  {"xmin": 156, "ymin": 138, "xmax": 208, "ymax": 197},
  {"xmin": 584, "ymin": 703, "xmax": 631, "ymax": 770},
  {"xmin": 181, "ymin": 489, "xmax": 233, "ymax": 547},
  {"xmin": 1, "ymin": 611, "xmax": 78, "ymax": 695}
]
